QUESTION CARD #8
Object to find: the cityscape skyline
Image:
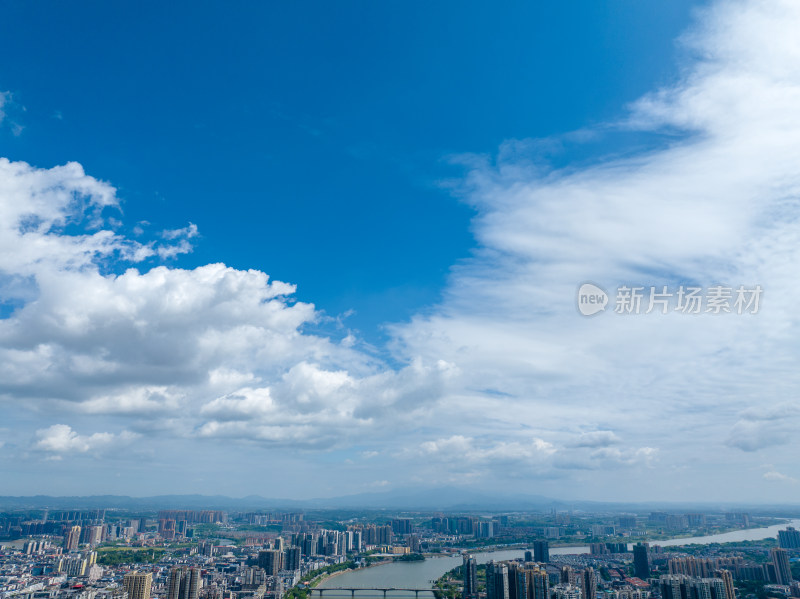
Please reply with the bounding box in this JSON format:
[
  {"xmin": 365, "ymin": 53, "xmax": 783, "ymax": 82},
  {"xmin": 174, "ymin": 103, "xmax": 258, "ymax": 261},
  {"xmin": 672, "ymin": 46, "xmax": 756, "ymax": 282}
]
[
  {"xmin": 3, "ymin": 506, "xmax": 800, "ymax": 599},
  {"xmin": 2, "ymin": 0, "xmax": 800, "ymax": 502}
]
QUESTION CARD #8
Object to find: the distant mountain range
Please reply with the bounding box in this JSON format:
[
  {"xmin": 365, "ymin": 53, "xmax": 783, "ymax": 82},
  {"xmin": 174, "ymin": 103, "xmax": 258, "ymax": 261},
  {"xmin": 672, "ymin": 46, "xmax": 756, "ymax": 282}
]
[{"xmin": 2, "ymin": 488, "xmax": 799, "ymax": 513}]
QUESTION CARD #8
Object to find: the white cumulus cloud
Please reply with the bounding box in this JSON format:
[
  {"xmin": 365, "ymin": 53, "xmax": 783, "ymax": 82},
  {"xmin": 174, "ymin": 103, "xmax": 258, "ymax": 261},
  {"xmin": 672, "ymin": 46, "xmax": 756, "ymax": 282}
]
[{"xmin": 33, "ymin": 424, "xmax": 137, "ymax": 455}]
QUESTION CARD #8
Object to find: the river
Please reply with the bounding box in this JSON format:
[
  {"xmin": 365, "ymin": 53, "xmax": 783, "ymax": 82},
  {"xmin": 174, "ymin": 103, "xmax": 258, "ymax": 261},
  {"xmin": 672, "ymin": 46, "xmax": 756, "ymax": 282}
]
[{"xmin": 316, "ymin": 519, "xmax": 800, "ymax": 597}]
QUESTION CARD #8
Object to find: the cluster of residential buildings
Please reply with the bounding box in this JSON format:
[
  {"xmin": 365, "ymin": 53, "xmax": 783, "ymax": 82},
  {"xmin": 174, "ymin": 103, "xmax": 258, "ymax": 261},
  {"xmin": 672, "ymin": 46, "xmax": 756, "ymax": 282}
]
[
  {"xmin": 467, "ymin": 543, "xmax": 653, "ymax": 599},
  {"xmin": 465, "ymin": 531, "xmax": 800, "ymax": 599},
  {"xmin": 0, "ymin": 507, "xmax": 388, "ymax": 599}
]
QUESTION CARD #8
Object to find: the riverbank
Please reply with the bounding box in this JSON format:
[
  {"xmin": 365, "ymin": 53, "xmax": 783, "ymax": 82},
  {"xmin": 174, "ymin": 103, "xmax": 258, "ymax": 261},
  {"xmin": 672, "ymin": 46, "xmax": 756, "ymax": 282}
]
[
  {"xmin": 308, "ymin": 558, "xmax": 394, "ymax": 588},
  {"xmin": 436, "ymin": 517, "xmax": 796, "ymax": 555}
]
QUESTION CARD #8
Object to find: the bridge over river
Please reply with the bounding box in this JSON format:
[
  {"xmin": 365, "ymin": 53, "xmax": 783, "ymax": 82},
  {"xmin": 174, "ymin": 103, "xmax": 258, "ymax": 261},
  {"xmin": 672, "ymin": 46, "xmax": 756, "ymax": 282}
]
[{"xmin": 308, "ymin": 588, "xmax": 437, "ymax": 598}]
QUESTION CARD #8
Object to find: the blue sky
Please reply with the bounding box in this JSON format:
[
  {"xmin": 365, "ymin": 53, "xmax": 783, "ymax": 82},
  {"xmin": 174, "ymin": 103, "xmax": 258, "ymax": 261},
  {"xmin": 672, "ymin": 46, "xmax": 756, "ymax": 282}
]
[
  {"xmin": 4, "ymin": 0, "xmax": 800, "ymax": 502},
  {"xmin": 0, "ymin": 0, "xmax": 696, "ymax": 339}
]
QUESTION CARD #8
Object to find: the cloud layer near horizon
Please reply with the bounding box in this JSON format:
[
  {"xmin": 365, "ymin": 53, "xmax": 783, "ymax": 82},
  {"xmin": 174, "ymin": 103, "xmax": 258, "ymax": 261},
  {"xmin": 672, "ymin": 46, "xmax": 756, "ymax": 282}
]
[{"xmin": 2, "ymin": 0, "xmax": 800, "ymax": 500}]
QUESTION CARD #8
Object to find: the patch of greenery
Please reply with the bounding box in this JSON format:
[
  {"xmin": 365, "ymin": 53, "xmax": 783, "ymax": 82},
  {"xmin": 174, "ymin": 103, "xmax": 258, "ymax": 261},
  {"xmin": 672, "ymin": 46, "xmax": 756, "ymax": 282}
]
[
  {"xmin": 432, "ymin": 565, "xmax": 465, "ymax": 599},
  {"xmin": 734, "ymin": 580, "xmax": 788, "ymax": 599},
  {"xmin": 295, "ymin": 560, "xmax": 358, "ymax": 588},
  {"xmin": 284, "ymin": 589, "xmax": 310, "ymax": 599},
  {"xmin": 395, "ymin": 553, "xmax": 425, "ymax": 562},
  {"xmin": 234, "ymin": 524, "xmax": 283, "ymax": 533},
  {"xmin": 191, "ymin": 524, "xmax": 223, "ymax": 538},
  {"xmin": 96, "ymin": 548, "xmax": 165, "ymax": 565}
]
